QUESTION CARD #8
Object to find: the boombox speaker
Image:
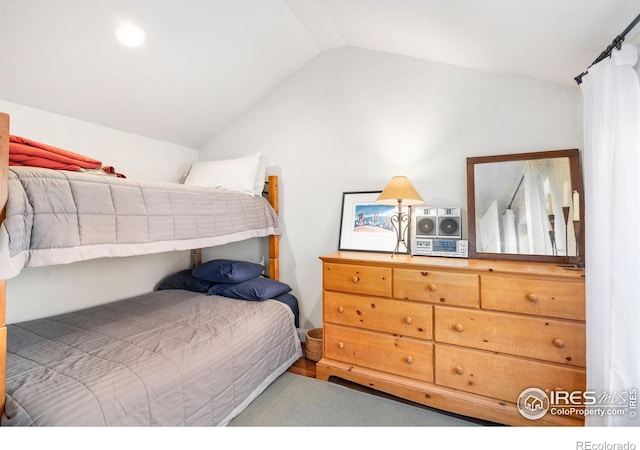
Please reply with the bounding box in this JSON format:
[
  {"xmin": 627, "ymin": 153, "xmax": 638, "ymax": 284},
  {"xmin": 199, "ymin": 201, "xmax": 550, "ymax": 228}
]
[
  {"xmin": 413, "ymin": 207, "xmax": 438, "ymax": 238},
  {"xmin": 436, "ymin": 207, "xmax": 462, "ymax": 239}
]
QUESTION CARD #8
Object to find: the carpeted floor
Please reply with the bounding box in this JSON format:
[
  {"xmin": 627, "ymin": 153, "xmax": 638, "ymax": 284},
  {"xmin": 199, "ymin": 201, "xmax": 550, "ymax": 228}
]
[{"xmin": 228, "ymin": 373, "xmax": 484, "ymax": 427}]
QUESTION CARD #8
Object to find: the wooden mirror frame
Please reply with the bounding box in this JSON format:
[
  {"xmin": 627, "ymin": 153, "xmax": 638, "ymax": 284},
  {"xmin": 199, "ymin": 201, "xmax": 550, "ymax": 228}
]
[{"xmin": 466, "ymin": 148, "xmax": 584, "ymax": 263}]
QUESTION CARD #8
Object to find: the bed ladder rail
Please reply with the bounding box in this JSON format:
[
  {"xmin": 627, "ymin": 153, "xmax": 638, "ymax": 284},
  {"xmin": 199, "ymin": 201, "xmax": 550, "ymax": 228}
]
[{"xmin": 267, "ymin": 175, "xmax": 279, "ymax": 281}]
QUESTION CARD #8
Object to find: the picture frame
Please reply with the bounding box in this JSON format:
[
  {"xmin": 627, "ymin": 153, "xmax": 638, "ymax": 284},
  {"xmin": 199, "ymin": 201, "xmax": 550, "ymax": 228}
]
[{"xmin": 338, "ymin": 191, "xmax": 409, "ymax": 253}]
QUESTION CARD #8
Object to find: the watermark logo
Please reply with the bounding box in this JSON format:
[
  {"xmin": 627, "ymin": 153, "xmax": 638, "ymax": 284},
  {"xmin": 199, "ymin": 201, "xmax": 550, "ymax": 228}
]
[
  {"xmin": 517, "ymin": 387, "xmax": 550, "ymax": 420},
  {"xmin": 517, "ymin": 387, "xmax": 637, "ymax": 420}
]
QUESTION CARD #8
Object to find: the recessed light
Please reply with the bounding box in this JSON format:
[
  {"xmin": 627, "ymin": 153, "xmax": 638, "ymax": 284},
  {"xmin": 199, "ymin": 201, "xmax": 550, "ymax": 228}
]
[{"xmin": 115, "ymin": 22, "xmax": 146, "ymax": 48}]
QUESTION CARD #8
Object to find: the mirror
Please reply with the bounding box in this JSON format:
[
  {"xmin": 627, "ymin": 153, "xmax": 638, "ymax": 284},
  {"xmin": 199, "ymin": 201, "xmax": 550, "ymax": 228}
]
[{"xmin": 467, "ymin": 149, "xmax": 584, "ymax": 264}]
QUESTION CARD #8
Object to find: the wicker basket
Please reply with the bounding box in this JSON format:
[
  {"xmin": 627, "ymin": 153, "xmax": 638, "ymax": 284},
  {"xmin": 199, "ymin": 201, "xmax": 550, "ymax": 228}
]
[{"xmin": 304, "ymin": 328, "xmax": 323, "ymax": 362}]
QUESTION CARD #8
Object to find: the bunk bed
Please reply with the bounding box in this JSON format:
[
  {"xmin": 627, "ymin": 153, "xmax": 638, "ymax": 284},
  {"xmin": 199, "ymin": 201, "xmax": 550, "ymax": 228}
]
[{"xmin": 0, "ymin": 112, "xmax": 302, "ymax": 426}]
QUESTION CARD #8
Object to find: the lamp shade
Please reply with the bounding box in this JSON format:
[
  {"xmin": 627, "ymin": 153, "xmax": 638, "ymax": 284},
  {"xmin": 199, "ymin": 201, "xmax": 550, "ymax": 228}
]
[{"xmin": 376, "ymin": 176, "xmax": 424, "ymax": 206}]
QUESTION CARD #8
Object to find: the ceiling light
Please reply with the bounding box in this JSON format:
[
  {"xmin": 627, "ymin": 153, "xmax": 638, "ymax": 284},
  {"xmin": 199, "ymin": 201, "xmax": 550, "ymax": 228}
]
[{"xmin": 115, "ymin": 22, "xmax": 146, "ymax": 48}]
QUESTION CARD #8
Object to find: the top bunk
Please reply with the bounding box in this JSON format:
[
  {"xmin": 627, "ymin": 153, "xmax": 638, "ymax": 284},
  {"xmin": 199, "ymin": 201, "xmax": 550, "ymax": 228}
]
[{"xmin": 0, "ymin": 112, "xmax": 281, "ymax": 280}]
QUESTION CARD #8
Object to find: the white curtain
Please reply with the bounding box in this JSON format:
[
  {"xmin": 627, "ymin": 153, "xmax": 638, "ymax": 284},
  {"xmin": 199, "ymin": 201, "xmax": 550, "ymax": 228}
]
[
  {"xmin": 478, "ymin": 200, "xmax": 501, "ymax": 252},
  {"xmin": 581, "ymin": 43, "xmax": 640, "ymax": 426},
  {"xmin": 502, "ymin": 209, "xmax": 517, "ymax": 253},
  {"xmin": 522, "ymin": 161, "xmax": 551, "ymax": 255}
]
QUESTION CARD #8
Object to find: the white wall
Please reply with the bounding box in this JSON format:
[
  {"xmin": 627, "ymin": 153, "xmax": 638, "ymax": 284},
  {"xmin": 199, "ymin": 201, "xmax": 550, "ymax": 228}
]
[
  {"xmin": 199, "ymin": 46, "xmax": 581, "ymax": 329},
  {"xmin": 0, "ymin": 100, "xmax": 196, "ymax": 182},
  {"xmin": 1, "ymin": 100, "xmax": 200, "ymax": 323}
]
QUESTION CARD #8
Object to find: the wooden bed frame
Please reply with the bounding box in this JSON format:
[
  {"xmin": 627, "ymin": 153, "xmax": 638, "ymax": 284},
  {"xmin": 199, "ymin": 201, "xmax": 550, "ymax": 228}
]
[
  {"xmin": 0, "ymin": 111, "xmax": 281, "ymax": 420},
  {"xmin": 1, "ymin": 112, "xmax": 8, "ymax": 421}
]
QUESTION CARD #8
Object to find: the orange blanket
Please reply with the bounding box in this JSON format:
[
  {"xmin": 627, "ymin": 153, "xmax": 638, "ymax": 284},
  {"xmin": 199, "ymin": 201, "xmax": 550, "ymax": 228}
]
[{"xmin": 9, "ymin": 135, "xmax": 125, "ymax": 177}]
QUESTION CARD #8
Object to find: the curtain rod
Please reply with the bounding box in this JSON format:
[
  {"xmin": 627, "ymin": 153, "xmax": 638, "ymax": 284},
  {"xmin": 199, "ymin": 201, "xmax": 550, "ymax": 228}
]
[
  {"xmin": 575, "ymin": 11, "xmax": 640, "ymax": 85},
  {"xmin": 506, "ymin": 174, "xmax": 525, "ymax": 211}
]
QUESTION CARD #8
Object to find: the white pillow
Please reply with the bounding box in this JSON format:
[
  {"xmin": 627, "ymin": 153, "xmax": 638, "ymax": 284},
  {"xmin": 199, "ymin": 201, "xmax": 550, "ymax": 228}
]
[
  {"xmin": 254, "ymin": 154, "xmax": 268, "ymax": 196},
  {"xmin": 184, "ymin": 152, "xmax": 262, "ymax": 196}
]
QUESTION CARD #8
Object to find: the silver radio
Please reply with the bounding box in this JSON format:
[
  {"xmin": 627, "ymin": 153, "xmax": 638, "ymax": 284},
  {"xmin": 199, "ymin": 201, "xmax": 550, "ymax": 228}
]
[{"xmin": 411, "ymin": 207, "xmax": 467, "ymax": 257}]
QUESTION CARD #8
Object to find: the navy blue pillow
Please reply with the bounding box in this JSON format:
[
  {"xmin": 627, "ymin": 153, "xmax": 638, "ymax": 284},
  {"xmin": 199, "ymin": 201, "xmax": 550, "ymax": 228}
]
[
  {"xmin": 157, "ymin": 269, "xmax": 213, "ymax": 293},
  {"xmin": 207, "ymin": 277, "xmax": 292, "ymax": 301},
  {"xmin": 191, "ymin": 259, "xmax": 264, "ymax": 283},
  {"xmin": 206, "ymin": 283, "xmax": 234, "ymax": 296}
]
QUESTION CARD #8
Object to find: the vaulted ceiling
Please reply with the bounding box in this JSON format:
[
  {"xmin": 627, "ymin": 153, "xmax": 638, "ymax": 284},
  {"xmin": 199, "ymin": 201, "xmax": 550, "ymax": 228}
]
[{"xmin": 0, "ymin": 0, "xmax": 638, "ymax": 148}]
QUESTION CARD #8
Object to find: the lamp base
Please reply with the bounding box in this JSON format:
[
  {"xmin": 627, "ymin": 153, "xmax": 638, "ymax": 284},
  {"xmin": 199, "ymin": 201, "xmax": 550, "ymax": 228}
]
[{"xmin": 390, "ymin": 208, "xmax": 410, "ymax": 256}]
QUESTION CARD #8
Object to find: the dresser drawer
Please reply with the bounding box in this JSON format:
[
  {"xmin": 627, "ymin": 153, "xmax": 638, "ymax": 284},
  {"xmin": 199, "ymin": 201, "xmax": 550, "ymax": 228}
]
[
  {"xmin": 481, "ymin": 275, "xmax": 585, "ymax": 320},
  {"xmin": 324, "ymin": 324, "xmax": 433, "ymax": 382},
  {"xmin": 435, "ymin": 345, "xmax": 585, "ymax": 403},
  {"xmin": 324, "ymin": 291, "xmax": 432, "ymax": 340},
  {"xmin": 394, "ymin": 269, "xmax": 479, "ymax": 307},
  {"xmin": 434, "ymin": 307, "xmax": 585, "ymax": 367},
  {"xmin": 323, "ymin": 263, "xmax": 392, "ymax": 297}
]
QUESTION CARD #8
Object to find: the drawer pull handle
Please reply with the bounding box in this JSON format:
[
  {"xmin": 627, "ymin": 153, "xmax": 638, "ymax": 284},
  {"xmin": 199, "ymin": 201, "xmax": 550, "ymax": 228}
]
[
  {"xmin": 455, "ymin": 366, "xmax": 464, "ymax": 375},
  {"xmin": 352, "ymin": 276, "xmax": 360, "ymax": 284},
  {"xmin": 405, "ymin": 317, "xmax": 413, "ymax": 324},
  {"xmin": 527, "ymin": 293, "xmax": 538, "ymax": 302},
  {"xmin": 428, "ymin": 283, "xmax": 438, "ymax": 292},
  {"xmin": 553, "ymin": 338, "xmax": 565, "ymax": 348},
  {"xmin": 454, "ymin": 324, "xmax": 464, "ymax": 332},
  {"xmin": 338, "ymin": 342, "xmax": 345, "ymax": 349},
  {"xmin": 337, "ymin": 306, "xmax": 344, "ymax": 313},
  {"xmin": 406, "ymin": 356, "xmax": 414, "ymax": 364}
]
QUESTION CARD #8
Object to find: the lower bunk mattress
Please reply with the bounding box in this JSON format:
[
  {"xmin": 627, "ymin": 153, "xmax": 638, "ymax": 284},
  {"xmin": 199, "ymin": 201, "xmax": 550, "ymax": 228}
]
[{"xmin": 2, "ymin": 289, "xmax": 302, "ymax": 426}]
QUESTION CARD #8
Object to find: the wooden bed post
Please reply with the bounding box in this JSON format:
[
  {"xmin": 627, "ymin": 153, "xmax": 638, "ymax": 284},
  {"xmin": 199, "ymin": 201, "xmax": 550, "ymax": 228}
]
[
  {"xmin": 267, "ymin": 175, "xmax": 279, "ymax": 281},
  {"xmin": 190, "ymin": 248, "xmax": 202, "ymax": 268},
  {"xmin": 0, "ymin": 112, "xmax": 9, "ymax": 419}
]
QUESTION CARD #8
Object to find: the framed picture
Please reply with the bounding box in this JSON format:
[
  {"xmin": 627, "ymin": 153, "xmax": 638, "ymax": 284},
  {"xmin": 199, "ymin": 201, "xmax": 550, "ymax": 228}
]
[{"xmin": 338, "ymin": 191, "xmax": 408, "ymax": 253}]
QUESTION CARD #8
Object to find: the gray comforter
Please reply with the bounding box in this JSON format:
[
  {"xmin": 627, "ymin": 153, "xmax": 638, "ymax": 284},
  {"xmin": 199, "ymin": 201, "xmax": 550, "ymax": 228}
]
[
  {"xmin": 2, "ymin": 289, "xmax": 302, "ymax": 426},
  {"xmin": 0, "ymin": 167, "xmax": 279, "ymax": 279}
]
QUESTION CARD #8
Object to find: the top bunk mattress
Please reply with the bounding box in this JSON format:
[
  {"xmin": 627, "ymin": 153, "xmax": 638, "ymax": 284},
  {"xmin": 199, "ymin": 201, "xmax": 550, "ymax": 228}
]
[{"xmin": 0, "ymin": 167, "xmax": 279, "ymax": 279}]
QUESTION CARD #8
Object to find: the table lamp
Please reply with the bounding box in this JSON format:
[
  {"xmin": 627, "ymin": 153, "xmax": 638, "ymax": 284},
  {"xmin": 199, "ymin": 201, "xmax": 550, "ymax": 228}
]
[{"xmin": 376, "ymin": 176, "xmax": 424, "ymax": 255}]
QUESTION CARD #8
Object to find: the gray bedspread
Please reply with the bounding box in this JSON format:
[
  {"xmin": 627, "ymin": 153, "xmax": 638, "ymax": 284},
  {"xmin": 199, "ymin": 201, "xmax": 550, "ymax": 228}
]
[
  {"xmin": 1, "ymin": 289, "xmax": 302, "ymax": 426},
  {"xmin": 0, "ymin": 167, "xmax": 279, "ymax": 279}
]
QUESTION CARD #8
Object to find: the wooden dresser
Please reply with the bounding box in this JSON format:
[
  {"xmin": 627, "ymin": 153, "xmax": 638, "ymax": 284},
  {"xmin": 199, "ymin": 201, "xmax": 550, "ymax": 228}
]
[{"xmin": 317, "ymin": 251, "xmax": 586, "ymax": 426}]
